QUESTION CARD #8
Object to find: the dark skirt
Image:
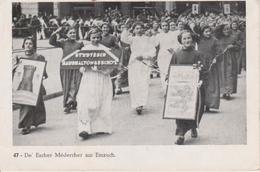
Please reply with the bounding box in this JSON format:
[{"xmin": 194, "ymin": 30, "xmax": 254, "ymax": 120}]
[
  {"xmin": 60, "ymin": 67, "xmax": 82, "ymax": 107},
  {"xmin": 204, "ymin": 64, "xmax": 220, "ymax": 109},
  {"xmin": 18, "ymin": 86, "xmax": 46, "ymax": 129},
  {"xmin": 175, "ymin": 87, "xmax": 205, "ymax": 136},
  {"xmin": 241, "ymin": 47, "xmax": 246, "ymax": 70},
  {"xmin": 219, "ymin": 50, "xmax": 238, "ymax": 95}
]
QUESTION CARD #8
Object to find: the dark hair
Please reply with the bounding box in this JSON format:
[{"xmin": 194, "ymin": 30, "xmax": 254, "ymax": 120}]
[
  {"xmin": 22, "ymin": 36, "xmax": 36, "ymax": 50},
  {"xmin": 200, "ymin": 25, "xmax": 212, "ymax": 36},
  {"xmin": 64, "ymin": 26, "xmax": 76, "ymax": 35},
  {"xmin": 85, "ymin": 27, "xmax": 102, "ymax": 41},
  {"xmin": 101, "ymin": 22, "xmax": 112, "ymax": 30},
  {"xmin": 214, "ymin": 24, "xmax": 228, "ymax": 39},
  {"xmin": 130, "ymin": 22, "xmax": 144, "ymax": 34},
  {"xmin": 230, "ymin": 21, "xmax": 239, "ymax": 29},
  {"xmin": 177, "ymin": 30, "xmax": 194, "ymax": 44},
  {"xmin": 132, "ymin": 22, "xmax": 144, "ymax": 30},
  {"xmin": 88, "ymin": 27, "xmax": 102, "ymax": 37}
]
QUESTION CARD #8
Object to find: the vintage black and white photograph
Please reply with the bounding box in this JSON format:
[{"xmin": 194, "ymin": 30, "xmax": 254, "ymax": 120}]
[{"xmin": 12, "ymin": 1, "xmax": 247, "ymax": 146}]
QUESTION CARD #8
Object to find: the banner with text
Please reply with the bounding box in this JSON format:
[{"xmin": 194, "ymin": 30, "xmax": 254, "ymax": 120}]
[{"xmin": 61, "ymin": 48, "xmax": 120, "ymax": 70}]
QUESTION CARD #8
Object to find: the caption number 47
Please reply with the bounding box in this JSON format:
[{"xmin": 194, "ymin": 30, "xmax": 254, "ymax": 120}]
[{"xmin": 13, "ymin": 153, "xmax": 19, "ymax": 157}]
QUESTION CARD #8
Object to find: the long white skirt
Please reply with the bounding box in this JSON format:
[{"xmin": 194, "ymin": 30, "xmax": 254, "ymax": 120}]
[
  {"xmin": 157, "ymin": 50, "xmax": 172, "ymax": 92},
  {"xmin": 128, "ymin": 59, "xmax": 151, "ymax": 108},
  {"xmin": 77, "ymin": 71, "xmax": 113, "ymax": 134}
]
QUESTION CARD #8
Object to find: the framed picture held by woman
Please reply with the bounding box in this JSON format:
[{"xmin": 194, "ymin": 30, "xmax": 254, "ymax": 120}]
[{"xmin": 12, "ymin": 58, "xmax": 46, "ymax": 106}]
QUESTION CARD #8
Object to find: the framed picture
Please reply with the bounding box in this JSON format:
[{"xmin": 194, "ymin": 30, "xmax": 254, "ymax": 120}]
[
  {"xmin": 12, "ymin": 58, "xmax": 46, "ymax": 106},
  {"xmin": 192, "ymin": 4, "xmax": 199, "ymax": 14},
  {"xmin": 163, "ymin": 65, "xmax": 199, "ymax": 120},
  {"xmin": 224, "ymin": 4, "xmax": 231, "ymax": 14}
]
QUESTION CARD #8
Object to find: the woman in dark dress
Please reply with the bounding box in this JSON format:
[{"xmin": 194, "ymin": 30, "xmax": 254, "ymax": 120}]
[
  {"xmin": 170, "ymin": 30, "xmax": 207, "ymax": 145},
  {"xmin": 230, "ymin": 21, "xmax": 243, "ymax": 75},
  {"xmin": 100, "ymin": 23, "xmax": 121, "ymax": 97},
  {"xmin": 215, "ymin": 24, "xmax": 240, "ymax": 99},
  {"xmin": 49, "ymin": 26, "xmax": 84, "ymax": 113},
  {"xmin": 198, "ymin": 26, "xmax": 220, "ymax": 112},
  {"xmin": 13, "ymin": 37, "xmax": 48, "ymax": 135}
]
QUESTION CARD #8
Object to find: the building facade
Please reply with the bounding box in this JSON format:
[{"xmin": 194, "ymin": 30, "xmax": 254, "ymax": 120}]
[{"xmin": 13, "ymin": 1, "xmax": 245, "ymax": 18}]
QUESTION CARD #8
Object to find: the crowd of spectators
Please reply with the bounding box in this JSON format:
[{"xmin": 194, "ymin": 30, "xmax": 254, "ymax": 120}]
[{"xmin": 12, "ymin": 7, "xmax": 246, "ymax": 40}]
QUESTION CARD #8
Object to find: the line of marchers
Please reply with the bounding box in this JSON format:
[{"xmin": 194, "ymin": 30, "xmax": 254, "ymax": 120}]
[{"xmin": 35, "ymin": 152, "xmax": 115, "ymax": 158}]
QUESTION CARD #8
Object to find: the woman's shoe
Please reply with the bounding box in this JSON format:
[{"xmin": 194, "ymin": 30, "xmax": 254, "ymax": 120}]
[
  {"xmin": 191, "ymin": 128, "xmax": 198, "ymax": 138},
  {"xmin": 225, "ymin": 94, "xmax": 231, "ymax": 100},
  {"xmin": 64, "ymin": 101, "xmax": 73, "ymax": 113},
  {"xmin": 115, "ymin": 88, "xmax": 122, "ymax": 95},
  {"xmin": 175, "ymin": 136, "xmax": 185, "ymax": 145},
  {"xmin": 136, "ymin": 106, "xmax": 143, "ymax": 115},
  {"xmin": 205, "ymin": 106, "xmax": 210, "ymax": 112},
  {"xmin": 79, "ymin": 131, "xmax": 89, "ymax": 140},
  {"xmin": 64, "ymin": 106, "xmax": 72, "ymax": 114},
  {"xmin": 71, "ymin": 101, "xmax": 77, "ymax": 110},
  {"xmin": 21, "ymin": 127, "xmax": 31, "ymax": 135}
]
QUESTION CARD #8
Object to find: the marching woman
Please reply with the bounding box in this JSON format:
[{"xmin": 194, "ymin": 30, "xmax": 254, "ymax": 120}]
[
  {"xmin": 49, "ymin": 26, "xmax": 84, "ymax": 113},
  {"xmin": 155, "ymin": 20, "xmax": 180, "ymax": 94},
  {"xmin": 121, "ymin": 22, "xmax": 156, "ymax": 115},
  {"xmin": 239, "ymin": 22, "xmax": 246, "ymax": 71},
  {"xmin": 13, "ymin": 37, "xmax": 48, "ymax": 135},
  {"xmin": 100, "ymin": 22, "xmax": 121, "ymax": 97},
  {"xmin": 198, "ymin": 26, "xmax": 220, "ymax": 112},
  {"xmin": 77, "ymin": 28, "xmax": 117, "ymax": 139},
  {"xmin": 170, "ymin": 30, "xmax": 207, "ymax": 145},
  {"xmin": 215, "ymin": 24, "xmax": 240, "ymax": 100},
  {"xmin": 230, "ymin": 21, "xmax": 243, "ymax": 74}
]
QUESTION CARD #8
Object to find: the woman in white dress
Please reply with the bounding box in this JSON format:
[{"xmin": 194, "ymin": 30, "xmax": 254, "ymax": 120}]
[
  {"xmin": 121, "ymin": 23, "xmax": 156, "ymax": 115},
  {"xmin": 155, "ymin": 21, "xmax": 180, "ymax": 94},
  {"xmin": 77, "ymin": 28, "xmax": 116, "ymax": 139}
]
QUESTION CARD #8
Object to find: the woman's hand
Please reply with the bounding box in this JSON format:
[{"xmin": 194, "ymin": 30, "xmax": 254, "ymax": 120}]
[
  {"xmin": 212, "ymin": 58, "xmax": 217, "ymax": 64},
  {"xmin": 102, "ymin": 68, "xmax": 114, "ymax": 75},
  {"xmin": 226, "ymin": 44, "xmax": 234, "ymax": 49},
  {"xmin": 91, "ymin": 66, "xmax": 98, "ymax": 71},
  {"xmin": 79, "ymin": 66, "xmax": 85, "ymax": 73},
  {"xmin": 167, "ymin": 48, "xmax": 175, "ymax": 55},
  {"xmin": 52, "ymin": 27, "xmax": 63, "ymax": 35},
  {"xmin": 197, "ymin": 80, "xmax": 203, "ymax": 88}
]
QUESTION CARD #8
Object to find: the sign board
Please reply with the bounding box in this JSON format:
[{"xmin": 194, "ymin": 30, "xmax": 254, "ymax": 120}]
[
  {"xmin": 224, "ymin": 4, "xmax": 231, "ymax": 14},
  {"xmin": 61, "ymin": 46, "xmax": 120, "ymax": 70},
  {"xmin": 163, "ymin": 65, "xmax": 199, "ymax": 120},
  {"xmin": 12, "ymin": 58, "xmax": 46, "ymax": 106},
  {"xmin": 192, "ymin": 4, "xmax": 199, "ymax": 14}
]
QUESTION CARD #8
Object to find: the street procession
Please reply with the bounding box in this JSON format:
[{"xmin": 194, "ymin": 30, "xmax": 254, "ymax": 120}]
[{"xmin": 12, "ymin": 1, "xmax": 246, "ymax": 145}]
